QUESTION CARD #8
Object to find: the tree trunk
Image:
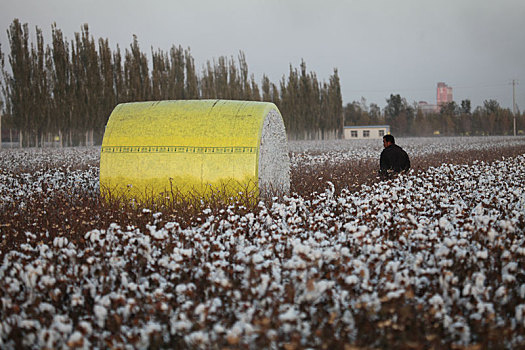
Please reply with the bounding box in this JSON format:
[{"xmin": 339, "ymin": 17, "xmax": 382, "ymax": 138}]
[{"xmin": 19, "ymin": 130, "xmax": 23, "ymax": 148}]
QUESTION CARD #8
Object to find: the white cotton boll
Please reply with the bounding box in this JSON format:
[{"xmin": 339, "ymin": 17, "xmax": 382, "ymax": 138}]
[
  {"xmin": 476, "ymin": 250, "xmax": 488, "ymax": 260},
  {"xmin": 148, "ymin": 225, "xmax": 168, "ymax": 240},
  {"xmin": 439, "ymin": 217, "xmax": 453, "ymax": 232},
  {"xmin": 120, "ymin": 273, "xmax": 129, "ymax": 288},
  {"xmin": 475, "ymin": 273, "xmax": 485, "ymax": 288},
  {"xmin": 78, "ymin": 321, "xmax": 92, "ymax": 336},
  {"xmin": 520, "ymin": 284, "xmax": 525, "ymax": 299},
  {"xmin": 343, "ymin": 222, "xmax": 357, "ymax": 232},
  {"xmin": 462, "ymin": 284, "xmax": 471, "ymax": 296},
  {"xmin": 407, "ymin": 213, "xmax": 419, "ymax": 225},
  {"xmin": 71, "ymin": 293, "xmax": 84, "ymax": 307},
  {"xmin": 180, "ymin": 249, "xmax": 192, "ymax": 258},
  {"xmin": 470, "ymin": 313, "xmax": 482, "ymax": 321},
  {"xmin": 66, "ymin": 331, "xmax": 84, "ymax": 348},
  {"xmin": 341, "ymin": 247, "xmax": 350, "ymax": 257},
  {"xmin": 139, "ymin": 322, "xmax": 162, "ymax": 348},
  {"xmin": 515, "ymin": 304, "xmax": 525, "ymax": 326},
  {"xmin": 451, "ymin": 321, "xmax": 471, "ymax": 344},
  {"xmin": 517, "ymin": 247, "xmax": 525, "ymax": 256},
  {"xmin": 503, "ymin": 262, "xmax": 517, "ymax": 275},
  {"xmin": 301, "ymin": 280, "xmax": 336, "ymax": 303},
  {"xmin": 487, "ymin": 228, "xmax": 497, "ymax": 242},
  {"xmin": 165, "ymin": 222, "xmax": 177, "ymax": 230},
  {"xmin": 358, "ymin": 225, "xmax": 369, "ymax": 233},
  {"xmin": 53, "ymin": 236, "xmax": 68, "ymax": 248},
  {"xmin": 39, "ymin": 302, "xmax": 56, "ymax": 314},
  {"xmin": 435, "ymin": 245, "xmax": 450, "ymax": 258},
  {"xmin": 429, "ymin": 294, "xmax": 444, "ymax": 307},
  {"xmin": 213, "ymin": 323, "xmax": 226, "ymax": 334},
  {"xmin": 279, "ymin": 307, "xmax": 298, "ymax": 322},
  {"xmin": 503, "ymin": 274, "xmax": 516, "ymax": 283},
  {"xmin": 226, "ymin": 323, "xmax": 243, "ymax": 339},
  {"xmin": 19, "ymin": 319, "xmax": 39, "ymax": 330},
  {"xmin": 170, "ymin": 319, "xmax": 193, "ymax": 333},
  {"xmin": 194, "ymin": 303, "xmax": 206, "ymax": 322},
  {"xmin": 473, "ymin": 203, "xmax": 484, "ymax": 216},
  {"xmin": 371, "ymin": 229, "xmax": 381, "ymax": 238},
  {"xmin": 94, "ymin": 305, "xmax": 107, "ymax": 328},
  {"xmin": 7, "ymin": 279, "xmax": 21, "ymax": 293},
  {"xmin": 184, "ymin": 331, "xmax": 209, "ymax": 346},
  {"xmin": 40, "ymin": 275, "xmax": 56, "ymax": 288},
  {"xmin": 498, "ymin": 220, "xmax": 515, "ymax": 233},
  {"xmin": 52, "ymin": 314, "xmax": 73, "ymax": 334},
  {"xmin": 128, "ymin": 282, "xmax": 138, "ymax": 292},
  {"xmin": 96, "ymin": 295, "xmax": 111, "ymax": 308},
  {"xmin": 443, "ymin": 237, "xmax": 456, "ymax": 248},
  {"xmin": 252, "ymin": 253, "xmax": 264, "ymax": 264},
  {"xmin": 257, "ymin": 274, "xmax": 270, "ymax": 297},
  {"xmin": 386, "ymin": 289, "xmax": 405, "ymax": 300}
]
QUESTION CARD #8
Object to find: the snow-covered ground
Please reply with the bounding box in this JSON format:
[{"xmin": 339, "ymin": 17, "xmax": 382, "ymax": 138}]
[{"xmin": 1, "ymin": 137, "xmax": 525, "ymax": 349}]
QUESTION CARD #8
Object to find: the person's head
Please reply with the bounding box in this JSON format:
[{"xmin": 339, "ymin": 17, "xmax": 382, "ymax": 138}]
[{"xmin": 383, "ymin": 134, "xmax": 395, "ymax": 148}]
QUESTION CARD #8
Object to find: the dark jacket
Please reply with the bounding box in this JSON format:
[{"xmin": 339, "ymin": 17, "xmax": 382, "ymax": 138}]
[{"xmin": 380, "ymin": 144, "xmax": 410, "ymax": 177}]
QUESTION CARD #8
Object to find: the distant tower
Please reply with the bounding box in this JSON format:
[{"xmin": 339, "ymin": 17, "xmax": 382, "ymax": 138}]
[{"xmin": 437, "ymin": 82, "xmax": 453, "ymax": 105}]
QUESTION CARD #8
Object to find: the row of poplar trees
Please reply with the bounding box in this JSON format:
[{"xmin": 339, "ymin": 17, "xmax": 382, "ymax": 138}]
[{"xmin": 0, "ymin": 19, "xmax": 343, "ymax": 147}]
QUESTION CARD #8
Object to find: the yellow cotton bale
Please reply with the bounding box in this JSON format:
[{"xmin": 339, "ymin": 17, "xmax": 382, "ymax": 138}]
[{"xmin": 99, "ymin": 100, "xmax": 290, "ymax": 202}]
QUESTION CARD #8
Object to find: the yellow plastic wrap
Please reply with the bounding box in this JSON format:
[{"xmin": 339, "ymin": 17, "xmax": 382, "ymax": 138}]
[{"xmin": 100, "ymin": 100, "xmax": 285, "ymax": 202}]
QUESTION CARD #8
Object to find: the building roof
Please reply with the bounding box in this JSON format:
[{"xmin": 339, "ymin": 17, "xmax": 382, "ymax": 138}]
[{"xmin": 343, "ymin": 125, "xmax": 390, "ymax": 129}]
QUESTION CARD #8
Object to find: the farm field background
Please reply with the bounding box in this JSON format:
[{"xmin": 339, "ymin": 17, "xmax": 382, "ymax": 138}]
[{"xmin": 1, "ymin": 136, "xmax": 525, "ymax": 349}]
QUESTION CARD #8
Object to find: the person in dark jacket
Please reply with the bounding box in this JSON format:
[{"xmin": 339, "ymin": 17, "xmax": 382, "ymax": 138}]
[{"xmin": 379, "ymin": 134, "xmax": 410, "ymax": 179}]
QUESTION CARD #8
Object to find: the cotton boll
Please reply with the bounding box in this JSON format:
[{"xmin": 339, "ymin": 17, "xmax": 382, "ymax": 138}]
[
  {"xmin": 185, "ymin": 331, "xmax": 210, "ymax": 346},
  {"xmin": 439, "ymin": 217, "xmax": 453, "ymax": 232},
  {"xmin": 344, "ymin": 275, "xmax": 359, "ymax": 286},
  {"xmin": 279, "ymin": 307, "xmax": 299, "ymax": 322},
  {"xmin": 474, "ymin": 273, "xmax": 486, "ymax": 289},
  {"xmin": 462, "ymin": 284, "xmax": 471, "ymax": 297},
  {"xmin": 476, "ymin": 250, "xmax": 488, "ymax": 260},
  {"xmin": 487, "ymin": 228, "xmax": 497, "ymax": 242},
  {"xmin": 93, "ymin": 305, "xmax": 107, "ymax": 328},
  {"xmin": 515, "ymin": 305, "xmax": 525, "ymax": 327},
  {"xmin": 66, "ymin": 331, "xmax": 85, "ymax": 348},
  {"xmin": 39, "ymin": 302, "xmax": 56, "ymax": 314}
]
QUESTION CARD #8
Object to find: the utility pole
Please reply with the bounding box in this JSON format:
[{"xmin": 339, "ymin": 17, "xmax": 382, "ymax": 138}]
[{"xmin": 512, "ymin": 79, "xmax": 518, "ymax": 136}]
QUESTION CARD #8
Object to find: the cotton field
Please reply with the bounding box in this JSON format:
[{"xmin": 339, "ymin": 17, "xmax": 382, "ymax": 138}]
[{"xmin": 1, "ymin": 136, "xmax": 525, "ymax": 349}]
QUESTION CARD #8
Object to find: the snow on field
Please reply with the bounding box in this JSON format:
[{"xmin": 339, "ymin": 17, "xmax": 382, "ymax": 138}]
[{"xmin": 0, "ymin": 137, "xmax": 525, "ymax": 348}]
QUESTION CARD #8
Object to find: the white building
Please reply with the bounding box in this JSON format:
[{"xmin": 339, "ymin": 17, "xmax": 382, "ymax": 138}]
[{"xmin": 343, "ymin": 125, "xmax": 390, "ymax": 140}]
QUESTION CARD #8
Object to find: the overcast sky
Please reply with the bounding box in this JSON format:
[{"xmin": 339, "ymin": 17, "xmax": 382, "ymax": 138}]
[{"xmin": 1, "ymin": 0, "xmax": 524, "ymax": 111}]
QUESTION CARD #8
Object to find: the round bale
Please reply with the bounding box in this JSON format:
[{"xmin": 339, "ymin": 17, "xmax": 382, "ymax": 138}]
[{"xmin": 100, "ymin": 100, "xmax": 290, "ymax": 202}]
